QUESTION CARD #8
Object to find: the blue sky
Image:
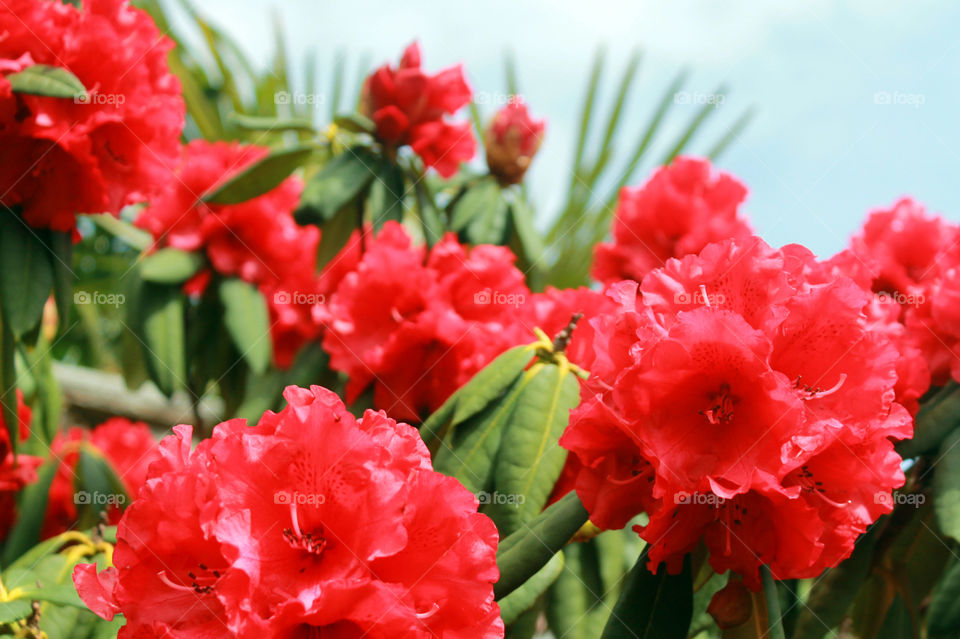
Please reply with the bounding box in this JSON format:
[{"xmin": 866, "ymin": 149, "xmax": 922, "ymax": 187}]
[{"xmin": 174, "ymin": 0, "xmax": 960, "ymax": 259}]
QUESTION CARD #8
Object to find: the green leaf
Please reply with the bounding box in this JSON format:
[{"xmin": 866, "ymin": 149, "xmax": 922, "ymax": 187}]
[
  {"xmin": 934, "ymin": 427, "xmax": 960, "ymax": 542},
  {"xmin": 7, "ymin": 64, "xmax": 86, "ymax": 99},
  {"xmin": 203, "ymin": 145, "xmax": 315, "ymax": 205},
  {"xmin": 600, "ymin": 548, "xmax": 692, "ymax": 639},
  {"xmin": 499, "ymin": 551, "xmax": 565, "ymax": 626},
  {"xmin": 219, "ymin": 279, "xmax": 272, "ymax": 375},
  {"xmin": 760, "ymin": 566, "xmax": 786, "ymax": 639},
  {"xmin": 454, "ymin": 345, "xmax": 536, "ymax": 424},
  {"xmin": 229, "ymin": 112, "xmax": 315, "ymax": 132},
  {"xmin": 0, "ymin": 209, "xmax": 54, "ymax": 337},
  {"xmin": 75, "ymin": 446, "xmax": 128, "ymax": 529},
  {"xmin": 138, "ymin": 282, "xmax": 186, "ymax": 397},
  {"xmin": 508, "ymin": 197, "xmax": 545, "ymax": 275},
  {"xmin": 368, "ymin": 160, "xmax": 405, "ymax": 231},
  {"xmin": 929, "ymin": 559, "xmax": 960, "ymax": 639},
  {"xmin": 492, "ymin": 363, "xmax": 580, "ymax": 534},
  {"xmin": 2, "ymin": 460, "xmax": 57, "ymax": 565},
  {"xmin": 0, "ymin": 599, "xmax": 32, "ymax": 624},
  {"xmin": 44, "ymin": 230, "xmax": 74, "ymax": 332},
  {"xmin": 495, "ymin": 492, "xmax": 589, "ymax": 600},
  {"xmin": 434, "ymin": 372, "xmax": 529, "ymax": 493},
  {"xmin": 898, "ymin": 382, "xmax": 960, "ymax": 458},
  {"xmin": 89, "ymin": 213, "xmax": 152, "ymax": 251},
  {"xmin": 334, "ymin": 113, "xmax": 375, "ymax": 134},
  {"xmin": 1, "ymin": 320, "xmax": 16, "ymax": 457},
  {"xmin": 413, "ymin": 178, "xmax": 444, "ymax": 247},
  {"xmin": 315, "ymin": 203, "xmax": 360, "ymax": 271},
  {"xmin": 139, "ymin": 248, "xmax": 204, "ymax": 284},
  {"xmin": 792, "ymin": 525, "xmax": 878, "ymax": 639},
  {"xmin": 295, "ymin": 146, "xmax": 378, "ymax": 224},
  {"xmin": 16, "ymin": 583, "xmax": 86, "ymax": 609},
  {"xmin": 450, "ymin": 178, "xmax": 508, "ymax": 245}
]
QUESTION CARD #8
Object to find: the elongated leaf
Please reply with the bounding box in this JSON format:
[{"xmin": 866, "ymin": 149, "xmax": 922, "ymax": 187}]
[
  {"xmin": 929, "ymin": 559, "xmax": 960, "ymax": 639},
  {"xmin": 792, "ymin": 525, "xmax": 878, "ymax": 639},
  {"xmin": 43, "ymin": 230, "xmax": 74, "ymax": 333},
  {"xmin": 89, "ymin": 213, "xmax": 153, "ymax": 251},
  {"xmin": 7, "ymin": 64, "xmax": 86, "ymax": 98},
  {"xmin": 204, "ymin": 145, "xmax": 314, "ymax": 205},
  {"xmin": 509, "ymin": 197, "xmax": 545, "ymax": 280},
  {"xmin": 334, "ymin": 113, "xmax": 375, "ymax": 134},
  {"xmin": 139, "ymin": 282, "xmax": 186, "ymax": 397},
  {"xmin": 2, "ymin": 460, "xmax": 57, "ymax": 564},
  {"xmin": 434, "ymin": 373, "xmax": 530, "ymax": 493},
  {"xmin": 139, "ymin": 248, "xmax": 204, "ymax": 284},
  {"xmin": 600, "ymin": 549, "xmax": 692, "ymax": 639},
  {"xmin": 586, "ymin": 50, "xmax": 641, "ymax": 187},
  {"xmin": 1, "ymin": 320, "xmax": 16, "ymax": 456},
  {"xmin": 76, "ymin": 446, "xmax": 128, "ymax": 529},
  {"xmin": 899, "ymin": 383, "xmax": 960, "ymax": 458},
  {"xmin": 0, "ymin": 598, "xmax": 32, "ymax": 624},
  {"xmin": 499, "ymin": 551, "xmax": 565, "ymax": 626},
  {"xmin": 0, "ymin": 209, "xmax": 54, "ymax": 337},
  {"xmin": 229, "ymin": 112, "xmax": 315, "ymax": 132},
  {"xmin": 219, "ymin": 279, "xmax": 272, "ymax": 375},
  {"xmin": 495, "ymin": 492, "xmax": 589, "ymax": 599},
  {"xmin": 413, "ymin": 178, "xmax": 444, "ymax": 247},
  {"xmin": 566, "ymin": 48, "xmax": 605, "ymax": 204},
  {"xmin": 658, "ymin": 84, "xmax": 727, "ymax": 166},
  {"xmin": 450, "ymin": 178, "xmax": 506, "ymax": 244},
  {"xmin": 934, "ymin": 427, "xmax": 960, "ymax": 542},
  {"xmin": 368, "ymin": 160, "xmax": 406, "ymax": 231},
  {"xmin": 315, "ymin": 204, "xmax": 359, "ymax": 271},
  {"xmin": 295, "ymin": 146, "xmax": 378, "ymax": 224},
  {"xmin": 493, "ymin": 364, "xmax": 580, "ymax": 533},
  {"xmin": 546, "ymin": 547, "xmax": 594, "ymax": 639}
]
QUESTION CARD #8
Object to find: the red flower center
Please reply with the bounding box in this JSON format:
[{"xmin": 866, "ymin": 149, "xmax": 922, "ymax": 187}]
[{"xmin": 701, "ymin": 383, "xmax": 737, "ymax": 425}]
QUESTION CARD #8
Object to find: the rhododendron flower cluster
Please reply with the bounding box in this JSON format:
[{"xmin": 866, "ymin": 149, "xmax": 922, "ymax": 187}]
[
  {"xmin": 135, "ymin": 140, "xmax": 322, "ymax": 367},
  {"xmin": 0, "ymin": 391, "xmax": 38, "ymax": 542},
  {"xmin": 485, "ymin": 98, "xmax": 545, "ymax": 185},
  {"xmin": 362, "ymin": 42, "xmax": 475, "ymax": 177},
  {"xmin": 0, "ymin": 0, "xmax": 184, "ymax": 231},
  {"xmin": 836, "ymin": 197, "xmax": 960, "ymax": 391},
  {"xmin": 592, "ymin": 156, "xmax": 754, "ymax": 285},
  {"xmin": 317, "ymin": 222, "xmax": 534, "ymax": 421},
  {"xmin": 74, "ymin": 385, "xmax": 502, "ymax": 639},
  {"xmin": 42, "ymin": 418, "xmax": 159, "ymax": 538},
  {"xmin": 561, "ymin": 237, "xmax": 913, "ymax": 586}
]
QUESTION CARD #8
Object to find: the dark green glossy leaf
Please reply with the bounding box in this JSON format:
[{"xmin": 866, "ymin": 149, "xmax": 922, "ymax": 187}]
[
  {"xmin": 138, "ymin": 282, "xmax": 185, "ymax": 397},
  {"xmin": 0, "ymin": 209, "xmax": 54, "ymax": 337},
  {"xmin": 219, "ymin": 279, "xmax": 272, "ymax": 375},
  {"xmin": 204, "ymin": 145, "xmax": 314, "ymax": 205},
  {"xmin": 295, "ymin": 147, "xmax": 377, "ymax": 224},
  {"xmin": 600, "ymin": 548, "xmax": 692, "ymax": 639}
]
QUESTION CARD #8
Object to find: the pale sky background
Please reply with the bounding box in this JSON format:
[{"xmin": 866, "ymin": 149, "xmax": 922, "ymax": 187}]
[{"xmin": 170, "ymin": 1, "xmax": 960, "ymax": 259}]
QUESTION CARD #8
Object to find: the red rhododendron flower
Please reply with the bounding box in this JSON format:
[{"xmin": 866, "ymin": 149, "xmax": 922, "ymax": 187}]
[
  {"xmin": 0, "ymin": 0, "xmax": 184, "ymax": 231},
  {"xmin": 362, "ymin": 42, "xmax": 475, "ymax": 177},
  {"xmin": 318, "ymin": 222, "xmax": 535, "ymax": 420},
  {"xmin": 485, "ymin": 98, "xmax": 545, "ymax": 185},
  {"xmin": 592, "ymin": 157, "xmax": 753, "ymax": 285},
  {"xmin": 42, "ymin": 418, "xmax": 159, "ymax": 538},
  {"xmin": 74, "ymin": 385, "xmax": 502, "ymax": 639},
  {"xmin": 561, "ymin": 237, "xmax": 912, "ymax": 587},
  {"xmin": 135, "ymin": 140, "xmax": 322, "ymax": 367},
  {"xmin": 0, "ymin": 390, "xmax": 39, "ymax": 542}
]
